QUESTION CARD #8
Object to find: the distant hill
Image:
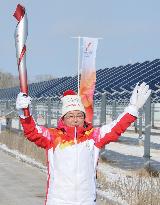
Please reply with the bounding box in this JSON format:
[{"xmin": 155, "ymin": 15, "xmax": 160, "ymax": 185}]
[{"xmin": 0, "ymin": 70, "xmax": 19, "ymax": 88}]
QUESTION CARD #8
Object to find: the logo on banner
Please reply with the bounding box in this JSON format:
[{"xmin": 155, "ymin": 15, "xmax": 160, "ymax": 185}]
[{"xmin": 84, "ymin": 41, "xmax": 93, "ymax": 57}]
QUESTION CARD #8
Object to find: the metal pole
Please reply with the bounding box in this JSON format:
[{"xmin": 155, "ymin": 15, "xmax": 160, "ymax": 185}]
[
  {"xmin": 0, "ymin": 110, "xmax": 1, "ymax": 134},
  {"xmin": 112, "ymin": 100, "xmax": 116, "ymax": 121},
  {"xmin": 6, "ymin": 101, "xmax": 12, "ymax": 130},
  {"xmin": 32, "ymin": 99, "xmax": 37, "ymax": 122},
  {"xmin": 77, "ymin": 36, "xmax": 80, "ymax": 95},
  {"xmin": 143, "ymin": 95, "xmax": 151, "ymax": 164},
  {"xmin": 45, "ymin": 111, "xmax": 47, "ymax": 126},
  {"xmin": 100, "ymin": 93, "xmax": 106, "ymax": 125},
  {"xmin": 47, "ymin": 97, "xmax": 51, "ymax": 128},
  {"xmin": 18, "ymin": 118, "xmax": 21, "ymax": 131},
  {"xmin": 151, "ymin": 103, "xmax": 155, "ymax": 128},
  {"xmin": 56, "ymin": 100, "xmax": 61, "ymax": 127},
  {"xmin": 138, "ymin": 108, "xmax": 143, "ymax": 138},
  {"xmin": 134, "ymin": 120, "xmax": 138, "ymax": 133},
  {"xmin": 100, "ymin": 93, "xmax": 107, "ymax": 155}
]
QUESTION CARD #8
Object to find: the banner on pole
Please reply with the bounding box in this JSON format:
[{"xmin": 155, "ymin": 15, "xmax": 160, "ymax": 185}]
[{"xmin": 80, "ymin": 37, "xmax": 98, "ymax": 123}]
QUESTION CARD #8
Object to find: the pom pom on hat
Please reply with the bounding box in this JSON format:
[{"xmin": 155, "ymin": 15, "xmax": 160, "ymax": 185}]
[
  {"xmin": 63, "ymin": 90, "xmax": 76, "ymax": 96},
  {"xmin": 61, "ymin": 90, "xmax": 86, "ymax": 117}
]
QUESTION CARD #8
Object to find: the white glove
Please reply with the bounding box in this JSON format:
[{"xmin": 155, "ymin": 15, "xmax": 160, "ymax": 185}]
[
  {"xmin": 16, "ymin": 92, "xmax": 31, "ymax": 110},
  {"xmin": 130, "ymin": 82, "xmax": 151, "ymax": 109}
]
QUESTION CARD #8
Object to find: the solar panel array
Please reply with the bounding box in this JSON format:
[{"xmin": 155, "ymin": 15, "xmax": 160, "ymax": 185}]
[{"xmin": 0, "ymin": 59, "xmax": 160, "ymax": 103}]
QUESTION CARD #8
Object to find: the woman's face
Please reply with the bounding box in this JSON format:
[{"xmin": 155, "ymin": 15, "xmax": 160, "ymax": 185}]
[{"xmin": 63, "ymin": 110, "xmax": 85, "ymax": 127}]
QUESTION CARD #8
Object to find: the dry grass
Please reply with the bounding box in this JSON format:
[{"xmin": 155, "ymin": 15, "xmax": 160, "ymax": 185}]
[
  {"xmin": 0, "ymin": 130, "xmax": 46, "ymax": 165},
  {"xmin": 97, "ymin": 161, "xmax": 160, "ymax": 205}
]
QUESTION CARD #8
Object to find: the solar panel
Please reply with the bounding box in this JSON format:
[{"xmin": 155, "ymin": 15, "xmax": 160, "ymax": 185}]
[{"xmin": 0, "ymin": 59, "xmax": 160, "ymax": 102}]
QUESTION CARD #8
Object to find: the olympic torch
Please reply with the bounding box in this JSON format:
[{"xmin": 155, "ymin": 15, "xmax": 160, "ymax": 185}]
[{"xmin": 13, "ymin": 4, "xmax": 30, "ymax": 116}]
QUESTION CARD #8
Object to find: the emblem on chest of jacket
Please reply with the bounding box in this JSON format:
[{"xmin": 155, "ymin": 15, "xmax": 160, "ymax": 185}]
[{"xmin": 85, "ymin": 139, "xmax": 94, "ymax": 151}]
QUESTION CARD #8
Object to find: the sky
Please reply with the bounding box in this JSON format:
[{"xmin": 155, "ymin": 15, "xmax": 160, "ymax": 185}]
[{"xmin": 0, "ymin": 0, "xmax": 160, "ymax": 79}]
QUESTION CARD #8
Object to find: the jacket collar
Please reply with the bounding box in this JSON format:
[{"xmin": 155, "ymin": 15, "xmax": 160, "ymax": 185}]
[{"xmin": 57, "ymin": 118, "xmax": 93, "ymax": 137}]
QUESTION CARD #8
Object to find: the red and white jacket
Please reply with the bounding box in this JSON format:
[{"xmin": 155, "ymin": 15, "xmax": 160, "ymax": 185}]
[{"xmin": 20, "ymin": 105, "xmax": 137, "ymax": 205}]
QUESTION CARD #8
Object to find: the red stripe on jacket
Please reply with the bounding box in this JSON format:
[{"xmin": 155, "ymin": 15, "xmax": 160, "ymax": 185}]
[{"xmin": 95, "ymin": 113, "xmax": 136, "ymax": 148}]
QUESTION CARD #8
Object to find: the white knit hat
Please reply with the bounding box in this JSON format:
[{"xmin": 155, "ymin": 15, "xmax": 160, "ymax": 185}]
[{"xmin": 61, "ymin": 90, "xmax": 86, "ymax": 117}]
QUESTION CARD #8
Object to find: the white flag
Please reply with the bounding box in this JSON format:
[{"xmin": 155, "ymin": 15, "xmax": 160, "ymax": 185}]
[{"xmin": 80, "ymin": 37, "xmax": 98, "ymax": 123}]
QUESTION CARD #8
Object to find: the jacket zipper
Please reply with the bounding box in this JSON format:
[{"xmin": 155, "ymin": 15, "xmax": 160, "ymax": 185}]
[{"xmin": 74, "ymin": 126, "xmax": 78, "ymax": 202}]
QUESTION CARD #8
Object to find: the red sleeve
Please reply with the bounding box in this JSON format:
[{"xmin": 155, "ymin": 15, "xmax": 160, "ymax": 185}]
[
  {"xmin": 20, "ymin": 116, "xmax": 53, "ymax": 149},
  {"xmin": 95, "ymin": 113, "xmax": 136, "ymax": 149}
]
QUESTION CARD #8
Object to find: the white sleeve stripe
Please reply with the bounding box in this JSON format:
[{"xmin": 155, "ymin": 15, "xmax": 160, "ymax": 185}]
[{"xmin": 99, "ymin": 105, "xmax": 138, "ymax": 139}]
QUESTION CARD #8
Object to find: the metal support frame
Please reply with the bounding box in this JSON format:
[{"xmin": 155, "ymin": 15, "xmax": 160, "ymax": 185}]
[
  {"xmin": 32, "ymin": 99, "xmax": 37, "ymax": 122},
  {"xmin": 6, "ymin": 101, "xmax": 12, "ymax": 130},
  {"xmin": 151, "ymin": 103, "xmax": 155, "ymax": 128},
  {"xmin": 47, "ymin": 98, "xmax": 52, "ymax": 128},
  {"xmin": 100, "ymin": 93, "xmax": 106, "ymax": 125},
  {"xmin": 143, "ymin": 95, "xmax": 151, "ymax": 165},
  {"xmin": 100, "ymin": 93, "xmax": 106, "ymax": 155},
  {"xmin": 138, "ymin": 108, "xmax": 143, "ymax": 138},
  {"xmin": 112, "ymin": 100, "xmax": 116, "ymax": 121}
]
